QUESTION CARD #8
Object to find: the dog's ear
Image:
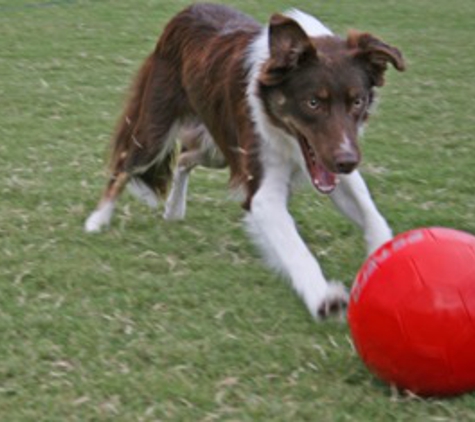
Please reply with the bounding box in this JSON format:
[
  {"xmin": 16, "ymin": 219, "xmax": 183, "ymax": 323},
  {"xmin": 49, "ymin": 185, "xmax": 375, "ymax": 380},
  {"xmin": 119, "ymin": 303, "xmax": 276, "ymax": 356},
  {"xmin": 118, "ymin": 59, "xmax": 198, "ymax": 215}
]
[
  {"xmin": 348, "ymin": 31, "xmax": 405, "ymax": 87},
  {"xmin": 260, "ymin": 14, "xmax": 316, "ymax": 86}
]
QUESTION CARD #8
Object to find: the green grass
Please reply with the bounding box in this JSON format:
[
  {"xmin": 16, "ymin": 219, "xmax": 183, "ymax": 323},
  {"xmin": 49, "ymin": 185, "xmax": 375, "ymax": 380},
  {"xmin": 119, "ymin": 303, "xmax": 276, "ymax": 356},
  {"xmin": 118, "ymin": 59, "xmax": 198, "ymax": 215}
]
[{"xmin": 1, "ymin": 0, "xmax": 475, "ymax": 420}]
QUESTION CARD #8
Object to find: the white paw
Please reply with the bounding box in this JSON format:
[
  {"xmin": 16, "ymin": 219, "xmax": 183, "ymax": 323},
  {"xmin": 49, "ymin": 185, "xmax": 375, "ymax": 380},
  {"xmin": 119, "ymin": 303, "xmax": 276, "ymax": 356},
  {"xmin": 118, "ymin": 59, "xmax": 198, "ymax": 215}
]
[
  {"xmin": 85, "ymin": 212, "xmax": 106, "ymax": 232},
  {"xmin": 84, "ymin": 202, "xmax": 114, "ymax": 233},
  {"xmin": 162, "ymin": 204, "xmax": 186, "ymax": 221},
  {"xmin": 316, "ymin": 282, "xmax": 349, "ymax": 320}
]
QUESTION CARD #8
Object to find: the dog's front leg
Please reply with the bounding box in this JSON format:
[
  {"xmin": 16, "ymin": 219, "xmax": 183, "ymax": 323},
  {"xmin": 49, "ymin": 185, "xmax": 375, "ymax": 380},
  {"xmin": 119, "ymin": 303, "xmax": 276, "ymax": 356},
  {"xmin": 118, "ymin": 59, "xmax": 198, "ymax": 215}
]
[
  {"xmin": 245, "ymin": 173, "xmax": 348, "ymax": 320},
  {"xmin": 330, "ymin": 171, "xmax": 393, "ymax": 254}
]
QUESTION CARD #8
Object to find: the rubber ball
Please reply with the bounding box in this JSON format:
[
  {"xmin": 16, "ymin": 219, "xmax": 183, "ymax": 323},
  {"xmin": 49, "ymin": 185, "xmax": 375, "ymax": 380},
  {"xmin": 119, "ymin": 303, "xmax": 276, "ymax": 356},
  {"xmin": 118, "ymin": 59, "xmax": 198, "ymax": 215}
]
[{"xmin": 348, "ymin": 227, "xmax": 475, "ymax": 396}]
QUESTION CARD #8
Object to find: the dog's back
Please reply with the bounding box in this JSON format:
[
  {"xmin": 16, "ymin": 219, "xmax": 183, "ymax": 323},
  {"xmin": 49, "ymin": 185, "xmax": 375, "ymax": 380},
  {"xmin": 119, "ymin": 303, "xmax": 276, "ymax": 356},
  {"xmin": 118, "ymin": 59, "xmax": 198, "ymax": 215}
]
[
  {"xmin": 110, "ymin": 5, "xmax": 260, "ymax": 199},
  {"xmin": 158, "ymin": 4, "xmax": 261, "ymax": 185}
]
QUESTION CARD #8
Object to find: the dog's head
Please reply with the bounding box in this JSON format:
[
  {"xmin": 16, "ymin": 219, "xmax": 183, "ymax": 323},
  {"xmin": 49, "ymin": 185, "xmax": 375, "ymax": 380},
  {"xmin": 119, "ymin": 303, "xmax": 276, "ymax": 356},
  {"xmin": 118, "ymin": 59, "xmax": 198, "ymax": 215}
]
[{"xmin": 258, "ymin": 14, "xmax": 405, "ymax": 193}]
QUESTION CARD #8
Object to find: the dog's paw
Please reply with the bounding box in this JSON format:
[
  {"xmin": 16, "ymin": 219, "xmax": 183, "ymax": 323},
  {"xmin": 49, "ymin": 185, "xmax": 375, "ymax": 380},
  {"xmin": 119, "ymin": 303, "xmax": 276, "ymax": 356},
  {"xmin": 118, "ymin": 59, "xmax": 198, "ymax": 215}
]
[
  {"xmin": 84, "ymin": 201, "xmax": 115, "ymax": 233},
  {"xmin": 162, "ymin": 206, "xmax": 186, "ymax": 221},
  {"xmin": 84, "ymin": 211, "xmax": 107, "ymax": 233},
  {"xmin": 316, "ymin": 282, "xmax": 349, "ymax": 320},
  {"xmin": 84, "ymin": 204, "xmax": 114, "ymax": 233}
]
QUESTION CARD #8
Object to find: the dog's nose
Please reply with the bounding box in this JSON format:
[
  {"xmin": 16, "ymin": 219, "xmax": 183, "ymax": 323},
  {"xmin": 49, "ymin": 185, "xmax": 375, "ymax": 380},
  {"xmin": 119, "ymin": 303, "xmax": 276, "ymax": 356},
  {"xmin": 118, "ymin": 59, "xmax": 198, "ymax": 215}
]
[{"xmin": 334, "ymin": 152, "xmax": 359, "ymax": 174}]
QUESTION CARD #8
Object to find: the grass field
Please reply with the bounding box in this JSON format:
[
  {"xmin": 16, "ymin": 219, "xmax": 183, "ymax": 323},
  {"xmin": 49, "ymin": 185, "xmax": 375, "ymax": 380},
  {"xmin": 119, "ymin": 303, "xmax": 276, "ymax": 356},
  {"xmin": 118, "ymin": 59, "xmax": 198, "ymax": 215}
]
[{"xmin": 1, "ymin": 0, "xmax": 475, "ymax": 420}]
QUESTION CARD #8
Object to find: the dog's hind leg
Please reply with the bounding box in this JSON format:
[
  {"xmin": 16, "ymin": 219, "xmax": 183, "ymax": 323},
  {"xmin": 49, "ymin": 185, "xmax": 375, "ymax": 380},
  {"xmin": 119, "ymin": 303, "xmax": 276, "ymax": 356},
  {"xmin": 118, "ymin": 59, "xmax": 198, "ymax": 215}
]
[
  {"xmin": 85, "ymin": 118, "xmax": 180, "ymax": 232},
  {"xmin": 330, "ymin": 171, "xmax": 393, "ymax": 254},
  {"xmin": 164, "ymin": 125, "xmax": 226, "ymax": 221},
  {"xmin": 85, "ymin": 53, "xmax": 185, "ymax": 232},
  {"xmin": 162, "ymin": 155, "xmax": 195, "ymax": 221},
  {"xmin": 85, "ymin": 171, "xmax": 130, "ymax": 232}
]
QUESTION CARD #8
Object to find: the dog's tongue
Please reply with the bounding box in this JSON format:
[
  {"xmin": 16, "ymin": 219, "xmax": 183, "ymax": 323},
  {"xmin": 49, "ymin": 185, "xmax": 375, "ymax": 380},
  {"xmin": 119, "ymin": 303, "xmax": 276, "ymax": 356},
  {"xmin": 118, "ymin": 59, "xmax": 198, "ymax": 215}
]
[
  {"xmin": 311, "ymin": 163, "xmax": 336, "ymax": 194},
  {"xmin": 297, "ymin": 136, "xmax": 337, "ymax": 194}
]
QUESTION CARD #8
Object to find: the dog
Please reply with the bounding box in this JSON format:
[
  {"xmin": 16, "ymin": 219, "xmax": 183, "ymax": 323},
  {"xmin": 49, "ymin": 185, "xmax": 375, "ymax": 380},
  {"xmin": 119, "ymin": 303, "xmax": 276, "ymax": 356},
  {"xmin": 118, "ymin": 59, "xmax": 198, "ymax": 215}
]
[{"xmin": 85, "ymin": 3, "xmax": 405, "ymax": 319}]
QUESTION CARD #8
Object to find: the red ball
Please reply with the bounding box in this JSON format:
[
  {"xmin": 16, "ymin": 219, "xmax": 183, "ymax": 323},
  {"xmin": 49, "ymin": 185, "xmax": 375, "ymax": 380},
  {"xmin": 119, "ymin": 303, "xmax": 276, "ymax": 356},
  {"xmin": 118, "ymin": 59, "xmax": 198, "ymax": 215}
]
[{"xmin": 348, "ymin": 227, "xmax": 475, "ymax": 397}]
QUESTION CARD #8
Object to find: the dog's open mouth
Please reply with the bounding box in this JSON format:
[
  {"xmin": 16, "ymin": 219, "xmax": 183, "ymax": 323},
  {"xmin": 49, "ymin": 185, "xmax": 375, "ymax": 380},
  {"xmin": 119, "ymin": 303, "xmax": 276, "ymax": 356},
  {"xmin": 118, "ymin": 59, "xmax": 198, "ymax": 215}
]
[{"xmin": 298, "ymin": 136, "xmax": 336, "ymax": 194}]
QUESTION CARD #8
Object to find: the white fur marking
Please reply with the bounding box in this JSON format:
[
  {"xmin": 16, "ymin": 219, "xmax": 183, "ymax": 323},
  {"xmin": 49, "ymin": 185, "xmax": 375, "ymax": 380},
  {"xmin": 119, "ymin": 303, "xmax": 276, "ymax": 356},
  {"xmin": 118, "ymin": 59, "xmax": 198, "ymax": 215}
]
[
  {"xmin": 163, "ymin": 166, "xmax": 189, "ymax": 221},
  {"xmin": 245, "ymin": 178, "xmax": 324, "ymax": 317},
  {"xmin": 283, "ymin": 9, "xmax": 333, "ymax": 37},
  {"xmin": 127, "ymin": 178, "xmax": 159, "ymax": 209},
  {"xmin": 84, "ymin": 200, "xmax": 115, "ymax": 233},
  {"xmin": 246, "ymin": 30, "xmax": 305, "ymax": 172},
  {"xmin": 340, "ymin": 134, "xmax": 354, "ymax": 155},
  {"xmin": 330, "ymin": 171, "xmax": 393, "ymax": 254},
  {"xmin": 244, "ymin": 161, "xmax": 347, "ymax": 318}
]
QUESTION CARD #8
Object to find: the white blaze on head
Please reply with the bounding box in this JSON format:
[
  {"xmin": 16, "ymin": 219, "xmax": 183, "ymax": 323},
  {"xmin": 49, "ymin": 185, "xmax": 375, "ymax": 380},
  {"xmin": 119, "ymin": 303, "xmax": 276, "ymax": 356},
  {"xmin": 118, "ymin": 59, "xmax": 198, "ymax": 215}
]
[
  {"xmin": 340, "ymin": 134, "xmax": 354, "ymax": 155},
  {"xmin": 283, "ymin": 9, "xmax": 333, "ymax": 37}
]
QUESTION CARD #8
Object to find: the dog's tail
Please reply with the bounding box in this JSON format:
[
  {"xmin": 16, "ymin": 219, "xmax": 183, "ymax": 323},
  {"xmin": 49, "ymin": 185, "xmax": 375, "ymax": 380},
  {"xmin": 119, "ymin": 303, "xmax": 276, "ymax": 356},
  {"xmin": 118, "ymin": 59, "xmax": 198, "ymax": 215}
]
[{"xmin": 106, "ymin": 52, "xmax": 182, "ymax": 207}]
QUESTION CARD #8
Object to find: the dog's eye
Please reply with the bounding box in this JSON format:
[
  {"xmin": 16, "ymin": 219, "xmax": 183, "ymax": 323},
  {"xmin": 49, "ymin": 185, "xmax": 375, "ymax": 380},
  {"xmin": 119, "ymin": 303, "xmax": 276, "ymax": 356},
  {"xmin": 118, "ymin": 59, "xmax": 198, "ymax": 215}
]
[
  {"xmin": 307, "ymin": 98, "xmax": 321, "ymax": 110},
  {"xmin": 352, "ymin": 97, "xmax": 365, "ymax": 109}
]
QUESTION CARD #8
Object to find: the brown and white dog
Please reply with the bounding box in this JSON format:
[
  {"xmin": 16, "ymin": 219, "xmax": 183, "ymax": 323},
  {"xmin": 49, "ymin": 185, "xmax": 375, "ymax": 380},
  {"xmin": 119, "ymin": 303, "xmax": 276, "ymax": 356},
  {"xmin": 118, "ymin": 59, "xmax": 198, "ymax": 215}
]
[{"xmin": 85, "ymin": 4, "xmax": 405, "ymax": 319}]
